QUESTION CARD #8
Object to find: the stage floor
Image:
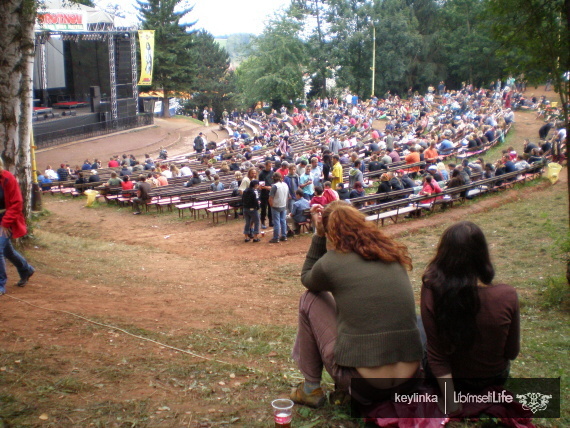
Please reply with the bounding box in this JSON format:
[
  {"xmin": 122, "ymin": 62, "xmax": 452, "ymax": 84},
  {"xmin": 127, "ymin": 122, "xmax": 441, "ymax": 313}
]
[{"xmin": 33, "ymin": 106, "xmax": 93, "ymax": 121}]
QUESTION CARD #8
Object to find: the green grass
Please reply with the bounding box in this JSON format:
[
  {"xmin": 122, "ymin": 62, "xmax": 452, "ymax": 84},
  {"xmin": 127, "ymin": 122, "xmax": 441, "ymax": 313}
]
[{"xmin": 174, "ymin": 115, "xmax": 204, "ymax": 126}]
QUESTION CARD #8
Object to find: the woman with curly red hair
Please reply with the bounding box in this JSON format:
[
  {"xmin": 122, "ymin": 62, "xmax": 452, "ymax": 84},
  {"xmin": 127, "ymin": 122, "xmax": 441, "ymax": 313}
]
[{"xmin": 290, "ymin": 201, "xmax": 423, "ymax": 407}]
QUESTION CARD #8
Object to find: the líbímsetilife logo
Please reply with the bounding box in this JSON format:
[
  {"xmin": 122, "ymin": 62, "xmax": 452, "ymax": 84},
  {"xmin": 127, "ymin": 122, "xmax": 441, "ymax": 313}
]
[{"xmin": 515, "ymin": 392, "xmax": 552, "ymax": 413}]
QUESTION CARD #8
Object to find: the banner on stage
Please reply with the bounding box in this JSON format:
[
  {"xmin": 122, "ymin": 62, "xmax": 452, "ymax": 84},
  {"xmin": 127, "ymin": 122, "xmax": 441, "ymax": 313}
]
[{"xmin": 138, "ymin": 30, "xmax": 155, "ymax": 86}]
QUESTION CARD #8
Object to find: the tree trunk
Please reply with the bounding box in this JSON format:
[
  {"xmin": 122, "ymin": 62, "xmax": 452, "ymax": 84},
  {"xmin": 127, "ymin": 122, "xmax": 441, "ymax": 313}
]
[
  {"xmin": 162, "ymin": 97, "xmax": 171, "ymax": 118},
  {"xmin": 0, "ymin": 0, "xmax": 35, "ymax": 220}
]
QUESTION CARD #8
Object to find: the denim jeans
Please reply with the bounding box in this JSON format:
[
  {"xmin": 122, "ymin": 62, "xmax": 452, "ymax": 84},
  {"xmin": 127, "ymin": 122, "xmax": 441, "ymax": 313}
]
[
  {"xmin": 243, "ymin": 208, "xmax": 260, "ymax": 235},
  {"xmin": 271, "ymin": 207, "xmax": 287, "ymax": 239},
  {"xmin": 0, "ymin": 233, "xmax": 33, "ymax": 293}
]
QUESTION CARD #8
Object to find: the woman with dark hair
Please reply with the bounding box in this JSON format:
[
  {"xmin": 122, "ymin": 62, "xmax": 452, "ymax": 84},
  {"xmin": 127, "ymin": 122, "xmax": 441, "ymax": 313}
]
[
  {"xmin": 185, "ymin": 171, "xmax": 202, "ymax": 187},
  {"xmin": 121, "ymin": 175, "xmax": 134, "ymax": 191},
  {"xmin": 291, "ymin": 202, "xmax": 423, "ymax": 408},
  {"xmin": 418, "ymin": 174, "xmax": 443, "ymax": 205},
  {"xmin": 444, "ymin": 168, "xmax": 464, "ymax": 189},
  {"xmin": 242, "ymin": 180, "xmax": 261, "ymax": 243},
  {"xmin": 421, "ymin": 221, "xmax": 520, "ymax": 414}
]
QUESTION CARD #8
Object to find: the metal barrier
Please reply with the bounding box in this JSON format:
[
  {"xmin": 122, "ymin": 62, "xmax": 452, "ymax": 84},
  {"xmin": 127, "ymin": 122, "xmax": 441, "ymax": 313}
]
[{"xmin": 35, "ymin": 113, "xmax": 154, "ymax": 149}]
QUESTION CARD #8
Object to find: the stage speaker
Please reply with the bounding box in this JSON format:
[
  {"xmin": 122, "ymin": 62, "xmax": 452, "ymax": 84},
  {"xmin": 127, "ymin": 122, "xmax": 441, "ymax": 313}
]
[{"xmin": 90, "ymin": 86, "xmax": 101, "ymax": 112}]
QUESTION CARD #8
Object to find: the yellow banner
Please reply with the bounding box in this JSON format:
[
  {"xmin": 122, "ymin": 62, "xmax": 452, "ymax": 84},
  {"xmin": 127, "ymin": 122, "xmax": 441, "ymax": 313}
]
[{"xmin": 138, "ymin": 30, "xmax": 155, "ymax": 86}]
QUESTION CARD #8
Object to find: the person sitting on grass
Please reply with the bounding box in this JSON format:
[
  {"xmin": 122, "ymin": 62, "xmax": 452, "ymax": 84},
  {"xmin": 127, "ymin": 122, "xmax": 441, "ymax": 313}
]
[
  {"xmin": 421, "ymin": 221, "xmax": 520, "ymax": 416},
  {"xmin": 290, "ymin": 202, "xmax": 423, "ymax": 408}
]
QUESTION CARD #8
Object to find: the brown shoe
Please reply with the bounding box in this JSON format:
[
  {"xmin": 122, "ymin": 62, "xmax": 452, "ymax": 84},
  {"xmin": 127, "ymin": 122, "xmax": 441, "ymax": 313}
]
[{"xmin": 290, "ymin": 382, "xmax": 326, "ymax": 408}]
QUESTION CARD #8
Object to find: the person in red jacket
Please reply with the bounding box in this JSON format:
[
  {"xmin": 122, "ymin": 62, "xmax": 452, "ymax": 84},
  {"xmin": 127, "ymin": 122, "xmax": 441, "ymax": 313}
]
[{"xmin": 0, "ymin": 158, "xmax": 34, "ymax": 294}]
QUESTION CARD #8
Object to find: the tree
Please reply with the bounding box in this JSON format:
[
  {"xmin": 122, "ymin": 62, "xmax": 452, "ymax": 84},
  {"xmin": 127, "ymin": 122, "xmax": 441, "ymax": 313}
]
[
  {"xmin": 324, "ymin": 0, "xmax": 374, "ymax": 98},
  {"xmin": 438, "ymin": 0, "xmax": 503, "ymax": 88},
  {"xmin": 185, "ymin": 30, "xmax": 234, "ymax": 121},
  {"xmin": 291, "ymin": 0, "xmax": 332, "ymax": 97},
  {"xmin": 236, "ymin": 14, "xmax": 307, "ymax": 108},
  {"xmin": 405, "ymin": 0, "xmax": 446, "ymax": 92},
  {"xmin": 372, "ymin": 0, "xmax": 423, "ymax": 96},
  {"xmin": 0, "ymin": 0, "xmax": 92, "ymax": 221},
  {"xmin": 136, "ymin": 0, "xmax": 196, "ymax": 117},
  {"xmin": 324, "ymin": 0, "xmax": 422, "ymax": 98}
]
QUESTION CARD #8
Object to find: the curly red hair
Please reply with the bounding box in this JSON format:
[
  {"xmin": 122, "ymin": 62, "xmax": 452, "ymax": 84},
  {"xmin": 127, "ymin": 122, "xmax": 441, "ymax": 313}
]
[{"xmin": 322, "ymin": 201, "xmax": 413, "ymax": 270}]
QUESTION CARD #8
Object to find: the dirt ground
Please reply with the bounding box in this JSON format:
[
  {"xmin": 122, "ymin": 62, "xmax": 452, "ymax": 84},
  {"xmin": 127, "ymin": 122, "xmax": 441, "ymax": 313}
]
[
  {"xmin": 1, "ymin": 87, "xmax": 566, "ymax": 427},
  {"xmin": 36, "ymin": 117, "xmax": 225, "ymax": 170}
]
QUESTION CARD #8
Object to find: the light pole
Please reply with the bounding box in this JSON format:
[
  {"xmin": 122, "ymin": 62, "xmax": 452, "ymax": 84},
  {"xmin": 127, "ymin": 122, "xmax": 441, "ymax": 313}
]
[{"xmin": 371, "ymin": 25, "xmax": 376, "ymax": 98}]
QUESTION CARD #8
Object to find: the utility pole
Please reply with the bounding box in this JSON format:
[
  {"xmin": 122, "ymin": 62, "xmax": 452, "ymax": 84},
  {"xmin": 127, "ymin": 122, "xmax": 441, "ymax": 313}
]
[{"xmin": 371, "ymin": 25, "xmax": 376, "ymax": 98}]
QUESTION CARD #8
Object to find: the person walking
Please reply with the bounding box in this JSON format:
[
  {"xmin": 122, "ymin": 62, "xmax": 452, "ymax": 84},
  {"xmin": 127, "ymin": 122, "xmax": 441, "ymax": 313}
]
[
  {"xmin": 193, "ymin": 132, "xmax": 206, "ymax": 154},
  {"xmin": 0, "ymin": 158, "xmax": 35, "ymax": 294}
]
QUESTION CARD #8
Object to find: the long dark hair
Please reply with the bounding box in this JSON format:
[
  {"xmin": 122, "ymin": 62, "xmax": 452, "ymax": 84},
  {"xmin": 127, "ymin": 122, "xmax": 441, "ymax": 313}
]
[{"xmin": 422, "ymin": 221, "xmax": 495, "ymax": 352}]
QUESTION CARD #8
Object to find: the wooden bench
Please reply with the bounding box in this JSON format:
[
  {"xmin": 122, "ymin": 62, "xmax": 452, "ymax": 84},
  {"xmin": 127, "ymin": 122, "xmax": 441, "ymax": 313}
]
[
  {"xmin": 360, "ymin": 198, "xmax": 423, "ymax": 226},
  {"xmin": 207, "ymin": 204, "xmax": 231, "ymax": 224}
]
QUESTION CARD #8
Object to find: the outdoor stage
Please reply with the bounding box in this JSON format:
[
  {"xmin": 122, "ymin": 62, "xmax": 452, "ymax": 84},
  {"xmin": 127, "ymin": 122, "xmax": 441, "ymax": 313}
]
[{"xmin": 33, "ymin": 0, "xmax": 152, "ymax": 148}]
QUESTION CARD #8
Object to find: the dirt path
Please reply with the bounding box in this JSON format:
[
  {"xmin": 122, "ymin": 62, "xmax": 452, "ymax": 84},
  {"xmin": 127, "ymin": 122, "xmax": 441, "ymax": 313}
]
[{"xmin": 36, "ymin": 118, "xmax": 226, "ymax": 169}]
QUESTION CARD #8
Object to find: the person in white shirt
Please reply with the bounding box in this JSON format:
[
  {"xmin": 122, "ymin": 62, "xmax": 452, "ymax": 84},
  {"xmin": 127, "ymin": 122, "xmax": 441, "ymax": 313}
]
[
  {"xmin": 180, "ymin": 164, "xmax": 192, "ymax": 176},
  {"xmin": 44, "ymin": 165, "xmax": 59, "ymax": 180},
  {"xmin": 269, "ymin": 172, "xmax": 290, "ymax": 243}
]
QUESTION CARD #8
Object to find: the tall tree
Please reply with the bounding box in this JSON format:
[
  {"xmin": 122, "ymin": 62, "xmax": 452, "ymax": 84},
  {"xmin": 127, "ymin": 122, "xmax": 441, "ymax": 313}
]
[
  {"xmin": 405, "ymin": 0, "xmax": 445, "ymax": 92},
  {"xmin": 0, "ymin": 0, "xmax": 91, "ymax": 220},
  {"xmin": 291, "ymin": 0, "xmax": 331, "ymax": 97},
  {"xmin": 236, "ymin": 14, "xmax": 307, "ymax": 108},
  {"xmin": 372, "ymin": 0, "xmax": 423, "ymax": 96},
  {"xmin": 136, "ymin": 0, "xmax": 196, "ymax": 117},
  {"xmin": 439, "ymin": 0, "xmax": 503, "ymax": 88},
  {"xmin": 325, "ymin": 0, "xmax": 374, "ymax": 98},
  {"xmin": 186, "ymin": 30, "xmax": 234, "ymax": 121}
]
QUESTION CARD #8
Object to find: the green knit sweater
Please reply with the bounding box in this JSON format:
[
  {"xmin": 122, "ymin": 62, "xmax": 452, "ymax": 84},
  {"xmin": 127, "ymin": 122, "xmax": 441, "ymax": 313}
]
[{"xmin": 301, "ymin": 235, "xmax": 423, "ymax": 368}]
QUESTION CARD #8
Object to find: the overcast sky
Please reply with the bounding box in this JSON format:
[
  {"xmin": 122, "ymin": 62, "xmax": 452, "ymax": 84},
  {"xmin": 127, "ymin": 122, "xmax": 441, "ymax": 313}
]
[{"xmin": 94, "ymin": 0, "xmax": 291, "ymax": 36}]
